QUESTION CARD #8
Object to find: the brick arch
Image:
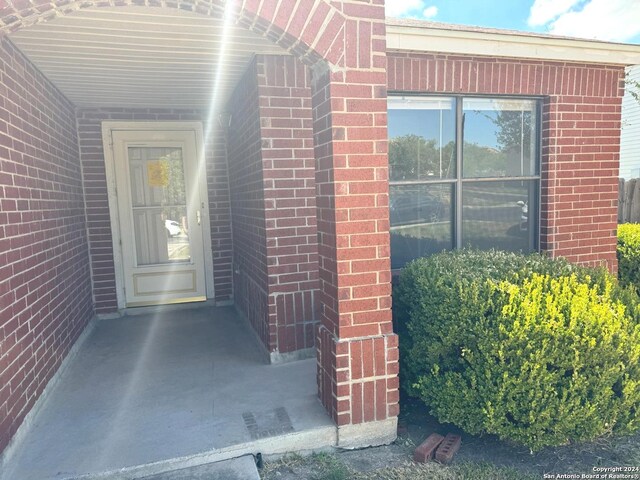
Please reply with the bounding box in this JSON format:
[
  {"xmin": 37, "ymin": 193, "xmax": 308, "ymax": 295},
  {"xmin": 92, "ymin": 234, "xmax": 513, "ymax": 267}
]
[{"xmin": 0, "ymin": 0, "xmax": 347, "ymax": 67}]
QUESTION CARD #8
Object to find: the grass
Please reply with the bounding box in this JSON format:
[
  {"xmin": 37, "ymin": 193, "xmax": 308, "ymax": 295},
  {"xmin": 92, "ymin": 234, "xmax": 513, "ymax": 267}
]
[
  {"xmin": 259, "ymin": 453, "xmax": 349, "ymax": 480},
  {"xmin": 258, "ymin": 428, "xmax": 640, "ymax": 479},
  {"xmin": 353, "ymin": 462, "xmax": 539, "ymax": 480},
  {"xmin": 258, "ymin": 404, "xmax": 640, "ymax": 480},
  {"xmin": 259, "ymin": 452, "xmax": 539, "ymax": 480}
]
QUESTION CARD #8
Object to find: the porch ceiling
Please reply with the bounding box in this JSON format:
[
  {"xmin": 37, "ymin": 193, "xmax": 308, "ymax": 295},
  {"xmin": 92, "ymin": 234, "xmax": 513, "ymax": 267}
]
[{"xmin": 8, "ymin": 7, "xmax": 288, "ymax": 109}]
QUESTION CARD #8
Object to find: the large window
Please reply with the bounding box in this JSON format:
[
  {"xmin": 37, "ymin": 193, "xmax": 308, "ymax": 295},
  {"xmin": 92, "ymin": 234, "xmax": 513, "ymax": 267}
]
[{"xmin": 388, "ymin": 95, "xmax": 540, "ymax": 269}]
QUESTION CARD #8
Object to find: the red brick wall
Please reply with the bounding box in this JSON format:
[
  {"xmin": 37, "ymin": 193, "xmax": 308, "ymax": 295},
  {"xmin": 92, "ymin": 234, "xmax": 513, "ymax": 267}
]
[
  {"xmin": 227, "ymin": 55, "xmax": 319, "ymax": 356},
  {"xmin": 311, "ymin": 62, "xmax": 398, "ymax": 426},
  {"xmin": 75, "ymin": 109, "xmax": 233, "ymax": 312},
  {"xmin": 298, "ymin": 1, "xmax": 398, "ymax": 430},
  {"xmin": 0, "ymin": 38, "xmax": 94, "ymax": 453},
  {"xmin": 388, "ymin": 52, "xmax": 625, "ymax": 270},
  {"xmin": 227, "ymin": 58, "xmax": 270, "ymax": 346},
  {"xmin": 258, "ymin": 55, "xmax": 319, "ymax": 354}
]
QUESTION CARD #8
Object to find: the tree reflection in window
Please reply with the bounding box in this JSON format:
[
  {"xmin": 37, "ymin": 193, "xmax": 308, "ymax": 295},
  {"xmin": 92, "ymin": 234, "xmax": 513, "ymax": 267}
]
[{"xmin": 388, "ymin": 96, "xmax": 540, "ymax": 269}]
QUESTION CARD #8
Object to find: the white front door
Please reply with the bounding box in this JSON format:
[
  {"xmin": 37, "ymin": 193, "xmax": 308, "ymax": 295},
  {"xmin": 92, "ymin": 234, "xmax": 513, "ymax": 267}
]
[{"xmin": 110, "ymin": 128, "xmax": 207, "ymax": 307}]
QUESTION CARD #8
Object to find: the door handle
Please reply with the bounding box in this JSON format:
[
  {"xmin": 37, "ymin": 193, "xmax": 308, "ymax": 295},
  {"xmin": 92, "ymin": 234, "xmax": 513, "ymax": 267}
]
[{"xmin": 196, "ymin": 210, "xmax": 201, "ymax": 225}]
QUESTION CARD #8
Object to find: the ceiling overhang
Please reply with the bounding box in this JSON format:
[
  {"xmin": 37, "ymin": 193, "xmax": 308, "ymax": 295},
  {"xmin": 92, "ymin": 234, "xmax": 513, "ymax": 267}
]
[{"xmin": 8, "ymin": 7, "xmax": 288, "ymax": 109}]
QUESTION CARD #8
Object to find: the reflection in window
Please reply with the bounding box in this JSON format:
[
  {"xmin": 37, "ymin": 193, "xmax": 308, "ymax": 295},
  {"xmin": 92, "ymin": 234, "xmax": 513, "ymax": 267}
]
[
  {"xmin": 388, "ymin": 95, "xmax": 541, "ymax": 269},
  {"xmin": 463, "ymin": 98, "xmax": 537, "ymax": 178},
  {"xmin": 388, "ymin": 97, "xmax": 456, "ymax": 181},
  {"xmin": 128, "ymin": 147, "xmax": 191, "ymax": 266},
  {"xmin": 462, "ymin": 181, "xmax": 537, "ymax": 252},
  {"xmin": 390, "ymin": 184, "xmax": 454, "ymax": 269}
]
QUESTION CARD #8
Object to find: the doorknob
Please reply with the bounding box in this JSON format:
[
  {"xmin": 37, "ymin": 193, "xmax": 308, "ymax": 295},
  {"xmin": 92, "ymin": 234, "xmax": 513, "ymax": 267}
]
[{"xmin": 196, "ymin": 210, "xmax": 201, "ymax": 225}]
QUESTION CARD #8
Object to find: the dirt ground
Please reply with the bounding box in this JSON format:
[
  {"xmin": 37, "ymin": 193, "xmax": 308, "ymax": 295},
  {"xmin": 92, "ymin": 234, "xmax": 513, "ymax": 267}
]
[{"xmin": 260, "ymin": 398, "xmax": 640, "ymax": 480}]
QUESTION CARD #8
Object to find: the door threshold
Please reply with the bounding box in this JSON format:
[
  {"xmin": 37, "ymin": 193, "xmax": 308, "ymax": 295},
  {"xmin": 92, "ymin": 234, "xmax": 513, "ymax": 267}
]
[
  {"xmin": 125, "ymin": 296, "xmax": 207, "ymax": 308},
  {"xmin": 97, "ymin": 299, "xmax": 216, "ymax": 319}
]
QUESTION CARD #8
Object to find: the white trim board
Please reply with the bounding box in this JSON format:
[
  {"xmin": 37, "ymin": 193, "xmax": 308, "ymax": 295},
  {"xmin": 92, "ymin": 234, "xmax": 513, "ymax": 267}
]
[{"xmin": 386, "ymin": 21, "xmax": 640, "ymax": 66}]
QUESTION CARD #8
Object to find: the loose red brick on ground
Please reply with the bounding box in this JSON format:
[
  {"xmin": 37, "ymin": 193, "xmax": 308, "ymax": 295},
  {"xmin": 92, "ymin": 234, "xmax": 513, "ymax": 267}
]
[
  {"xmin": 413, "ymin": 433, "xmax": 445, "ymax": 463},
  {"xmin": 435, "ymin": 433, "xmax": 462, "ymax": 464}
]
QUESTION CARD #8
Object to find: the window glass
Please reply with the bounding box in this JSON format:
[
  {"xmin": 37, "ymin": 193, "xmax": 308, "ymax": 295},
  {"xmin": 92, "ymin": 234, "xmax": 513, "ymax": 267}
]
[
  {"xmin": 390, "ymin": 184, "xmax": 454, "ymax": 269},
  {"xmin": 461, "ymin": 180, "xmax": 537, "ymax": 252},
  {"xmin": 462, "ymin": 98, "xmax": 537, "ymax": 178},
  {"xmin": 388, "ymin": 95, "xmax": 540, "ymax": 269},
  {"xmin": 388, "ymin": 97, "xmax": 456, "ymax": 181}
]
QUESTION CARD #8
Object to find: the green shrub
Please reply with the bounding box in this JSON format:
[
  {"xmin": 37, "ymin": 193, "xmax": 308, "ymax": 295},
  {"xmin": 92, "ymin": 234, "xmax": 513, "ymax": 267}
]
[
  {"xmin": 395, "ymin": 250, "xmax": 640, "ymax": 451},
  {"xmin": 618, "ymin": 223, "xmax": 640, "ymax": 291}
]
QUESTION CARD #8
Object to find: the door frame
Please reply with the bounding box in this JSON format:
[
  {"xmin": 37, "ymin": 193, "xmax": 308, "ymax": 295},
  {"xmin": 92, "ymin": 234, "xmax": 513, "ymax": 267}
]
[{"xmin": 101, "ymin": 121, "xmax": 215, "ymax": 310}]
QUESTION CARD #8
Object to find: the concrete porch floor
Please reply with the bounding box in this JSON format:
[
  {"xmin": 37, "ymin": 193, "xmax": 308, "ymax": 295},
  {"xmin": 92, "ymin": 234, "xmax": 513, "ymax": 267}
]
[{"xmin": 0, "ymin": 306, "xmax": 335, "ymax": 480}]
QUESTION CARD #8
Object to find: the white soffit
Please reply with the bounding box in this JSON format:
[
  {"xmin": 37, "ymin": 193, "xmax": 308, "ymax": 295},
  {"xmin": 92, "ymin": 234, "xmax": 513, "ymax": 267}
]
[
  {"xmin": 8, "ymin": 7, "xmax": 288, "ymax": 109},
  {"xmin": 386, "ymin": 19, "xmax": 640, "ymax": 66}
]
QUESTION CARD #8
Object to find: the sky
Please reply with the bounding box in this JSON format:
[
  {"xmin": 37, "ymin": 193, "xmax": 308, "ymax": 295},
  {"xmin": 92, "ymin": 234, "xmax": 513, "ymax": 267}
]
[
  {"xmin": 385, "ymin": 0, "xmax": 640, "ymax": 44},
  {"xmin": 388, "ymin": 105, "xmax": 528, "ymax": 149}
]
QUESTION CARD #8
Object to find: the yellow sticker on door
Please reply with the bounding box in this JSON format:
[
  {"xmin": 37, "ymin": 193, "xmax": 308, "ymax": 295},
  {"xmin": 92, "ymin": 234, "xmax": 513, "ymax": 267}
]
[{"xmin": 147, "ymin": 160, "xmax": 169, "ymax": 187}]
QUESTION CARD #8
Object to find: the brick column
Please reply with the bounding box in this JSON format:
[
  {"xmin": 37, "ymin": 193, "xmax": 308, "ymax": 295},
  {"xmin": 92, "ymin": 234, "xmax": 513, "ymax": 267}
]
[
  {"xmin": 256, "ymin": 55, "xmax": 319, "ymax": 360},
  {"xmin": 310, "ymin": 7, "xmax": 399, "ymax": 447}
]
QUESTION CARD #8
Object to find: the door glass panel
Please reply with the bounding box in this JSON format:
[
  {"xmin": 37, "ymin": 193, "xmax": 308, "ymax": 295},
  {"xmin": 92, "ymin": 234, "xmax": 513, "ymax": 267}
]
[{"xmin": 128, "ymin": 147, "xmax": 191, "ymax": 265}]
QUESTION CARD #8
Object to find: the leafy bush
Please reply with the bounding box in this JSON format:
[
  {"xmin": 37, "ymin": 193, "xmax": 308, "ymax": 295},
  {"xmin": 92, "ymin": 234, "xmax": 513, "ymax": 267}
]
[
  {"xmin": 618, "ymin": 223, "xmax": 640, "ymax": 291},
  {"xmin": 395, "ymin": 250, "xmax": 640, "ymax": 451}
]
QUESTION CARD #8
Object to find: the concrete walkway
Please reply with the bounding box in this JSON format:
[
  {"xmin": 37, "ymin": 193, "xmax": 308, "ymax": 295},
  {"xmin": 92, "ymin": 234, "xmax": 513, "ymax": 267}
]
[{"xmin": 0, "ymin": 306, "xmax": 334, "ymax": 480}]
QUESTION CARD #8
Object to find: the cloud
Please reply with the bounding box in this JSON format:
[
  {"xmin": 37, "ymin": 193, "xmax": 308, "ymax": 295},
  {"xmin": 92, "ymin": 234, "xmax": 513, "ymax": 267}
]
[
  {"xmin": 386, "ymin": 0, "xmax": 439, "ymax": 20},
  {"xmin": 529, "ymin": 0, "xmax": 640, "ymax": 42},
  {"xmin": 423, "ymin": 6, "xmax": 439, "ymax": 19},
  {"xmin": 549, "ymin": 0, "xmax": 640, "ymax": 42},
  {"xmin": 528, "ymin": 0, "xmax": 582, "ymax": 27},
  {"xmin": 386, "ymin": 0, "xmax": 426, "ymax": 17}
]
